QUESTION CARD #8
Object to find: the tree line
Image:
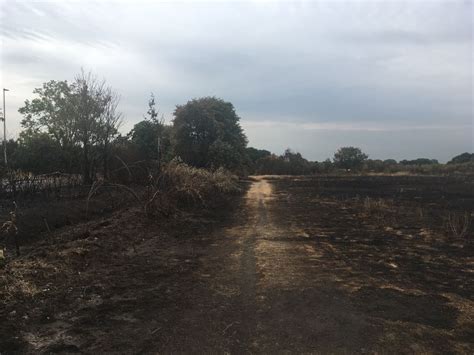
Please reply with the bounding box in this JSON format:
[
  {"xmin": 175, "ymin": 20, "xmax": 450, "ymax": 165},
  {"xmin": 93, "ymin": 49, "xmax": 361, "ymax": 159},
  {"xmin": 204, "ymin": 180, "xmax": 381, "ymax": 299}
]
[{"xmin": 3, "ymin": 71, "xmax": 473, "ymax": 180}]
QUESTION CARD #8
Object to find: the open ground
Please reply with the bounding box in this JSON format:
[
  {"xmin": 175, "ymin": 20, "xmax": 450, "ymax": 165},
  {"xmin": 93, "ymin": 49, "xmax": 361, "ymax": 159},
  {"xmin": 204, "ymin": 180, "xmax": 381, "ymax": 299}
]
[{"xmin": 1, "ymin": 175, "xmax": 473, "ymax": 353}]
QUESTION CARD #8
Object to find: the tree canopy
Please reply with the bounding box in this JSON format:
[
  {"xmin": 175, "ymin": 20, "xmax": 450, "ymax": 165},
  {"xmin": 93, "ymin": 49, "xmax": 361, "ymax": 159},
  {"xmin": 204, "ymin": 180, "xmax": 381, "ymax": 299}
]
[
  {"xmin": 172, "ymin": 97, "xmax": 248, "ymax": 171},
  {"xmin": 18, "ymin": 71, "xmax": 122, "ymax": 182},
  {"xmin": 447, "ymin": 152, "xmax": 474, "ymax": 165},
  {"xmin": 333, "ymin": 147, "xmax": 368, "ymax": 170}
]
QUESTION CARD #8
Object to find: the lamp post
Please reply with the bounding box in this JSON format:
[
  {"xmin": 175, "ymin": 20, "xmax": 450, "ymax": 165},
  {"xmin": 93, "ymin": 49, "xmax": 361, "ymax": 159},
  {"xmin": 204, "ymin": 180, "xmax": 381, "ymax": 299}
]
[{"xmin": 2, "ymin": 88, "xmax": 9, "ymax": 167}]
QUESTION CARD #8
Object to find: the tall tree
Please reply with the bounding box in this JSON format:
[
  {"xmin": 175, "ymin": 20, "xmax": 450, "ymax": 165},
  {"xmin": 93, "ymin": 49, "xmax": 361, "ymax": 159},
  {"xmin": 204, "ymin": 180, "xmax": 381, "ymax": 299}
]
[
  {"xmin": 128, "ymin": 93, "xmax": 169, "ymax": 162},
  {"xmin": 97, "ymin": 87, "xmax": 122, "ymax": 179},
  {"xmin": 18, "ymin": 70, "xmax": 121, "ymax": 182},
  {"xmin": 333, "ymin": 147, "xmax": 368, "ymax": 170},
  {"xmin": 172, "ymin": 97, "xmax": 247, "ymax": 170},
  {"xmin": 18, "ymin": 80, "xmax": 78, "ymax": 171}
]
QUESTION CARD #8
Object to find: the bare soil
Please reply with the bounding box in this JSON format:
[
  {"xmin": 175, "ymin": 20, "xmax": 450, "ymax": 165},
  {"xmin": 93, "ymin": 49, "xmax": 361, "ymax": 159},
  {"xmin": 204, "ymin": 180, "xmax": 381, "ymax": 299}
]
[{"xmin": 1, "ymin": 175, "xmax": 473, "ymax": 353}]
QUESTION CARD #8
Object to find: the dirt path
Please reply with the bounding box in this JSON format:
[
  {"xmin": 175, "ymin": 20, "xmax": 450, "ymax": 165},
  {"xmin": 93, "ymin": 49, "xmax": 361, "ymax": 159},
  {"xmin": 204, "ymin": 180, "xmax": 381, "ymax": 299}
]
[
  {"xmin": 2, "ymin": 176, "xmax": 473, "ymax": 353},
  {"xmin": 173, "ymin": 177, "xmax": 378, "ymax": 353},
  {"xmin": 230, "ymin": 177, "xmax": 376, "ymax": 353}
]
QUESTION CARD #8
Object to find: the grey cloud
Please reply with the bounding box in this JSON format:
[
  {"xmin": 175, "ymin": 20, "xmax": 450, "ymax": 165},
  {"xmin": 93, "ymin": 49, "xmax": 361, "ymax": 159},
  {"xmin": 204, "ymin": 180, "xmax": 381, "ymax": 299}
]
[{"xmin": 0, "ymin": 0, "xmax": 472, "ymax": 161}]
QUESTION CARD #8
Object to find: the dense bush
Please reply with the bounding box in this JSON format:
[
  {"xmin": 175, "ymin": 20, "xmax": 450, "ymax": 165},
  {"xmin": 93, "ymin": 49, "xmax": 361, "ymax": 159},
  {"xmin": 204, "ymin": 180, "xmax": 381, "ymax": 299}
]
[{"xmin": 159, "ymin": 160, "xmax": 240, "ymax": 203}]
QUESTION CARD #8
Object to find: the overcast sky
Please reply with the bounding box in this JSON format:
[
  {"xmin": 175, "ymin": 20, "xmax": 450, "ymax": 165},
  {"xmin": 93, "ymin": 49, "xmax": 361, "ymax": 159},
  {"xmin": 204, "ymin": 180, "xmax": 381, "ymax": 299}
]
[{"xmin": 0, "ymin": 0, "xmax": 472, "ymax": 162}]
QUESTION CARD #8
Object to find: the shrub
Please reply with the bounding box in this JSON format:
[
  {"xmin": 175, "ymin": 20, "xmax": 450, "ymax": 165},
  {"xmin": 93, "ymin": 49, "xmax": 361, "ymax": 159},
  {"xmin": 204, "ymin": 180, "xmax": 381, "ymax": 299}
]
[{"xmin": 156, "ymin": 160, "xmax": 240, "ymax": 209}]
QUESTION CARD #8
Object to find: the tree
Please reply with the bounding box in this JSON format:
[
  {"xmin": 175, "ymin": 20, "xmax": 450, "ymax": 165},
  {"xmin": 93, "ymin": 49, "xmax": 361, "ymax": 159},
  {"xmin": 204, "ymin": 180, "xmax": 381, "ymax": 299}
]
[
  {"xmin": 19, "ymin": 80, "xmax": 76, "ymax": 148},
  {"xmin": 13, "ymin": 132, "xmax": 68, "ymax": 174},
  {"xmin": 282, "ymin": 148, "xmax": 311, "ymax": 174},
  {"xmin": 127, "ymin": 94, "xmax": 173, "ymax": 167},
  {"xmin": 172, "ymin": 97, "xmax": 247, "ymax": 170},
  {"xmin": 245, "ymin": 147, "xmax": 271, "ymax": 174},
  {"xmin": 97, "ymin": 87, "xmax": 121, "ymax": 179},
  {"xmin": 128, "ymin": 94, "xmax": 167, "ymax": 161},
  {"xmin": 252, "ymin": 149, "xmax": 312, "ymax": 175},
  {"xmin": 246, "ymin": 147, "xmax": 271, "ymax": 163},
  {"xmin": 383, "ymin": 159, "xmax": 397, "ymax": 165},
  {"xmin": 18, "ymin": 80, "xmax": 78, "ymax": 171},
  {"xmin": 400, "ymin": 158, "xmax": 438, "ymax": 166},
  {"xmin": 448, "ymin": 152, "xmax": 474, "ymax": 164},
  {"xmin": 18, "ymin": 70, "xmax": 122, "ymax": 182},
  {"xmin": 333, "ymin": 147, "xmax": 368, "ymax": 170}
]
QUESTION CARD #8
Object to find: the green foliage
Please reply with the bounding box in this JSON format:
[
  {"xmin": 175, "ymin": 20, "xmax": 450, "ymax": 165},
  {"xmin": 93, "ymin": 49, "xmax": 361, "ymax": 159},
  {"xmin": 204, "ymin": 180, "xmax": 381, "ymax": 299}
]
[
  {"xmin": 18, "ymin": 80, "xmax": 76, "ymax": 148},
  {"xmin": 127, "ymin": 95, "xmax": 173, "ymax": 163},
  {"xmin": 245, "ymin": 147, "xmax": 271, "ymax": 174},
  {"xmin": 448, "ymin": 152, "xmax": 474, "ymax": 165},
  {"xmin": 172, "ymin": 97, "xmax": 247, "ymax": 171},
  {"xmin": 400, "ymin": 158, "xmax": 439, "ymax": 166},
  {"xmin": 12, "ymin": 133, "xmax": 75, "ymax": 174},
  {"xmin": 18, "ymin": 71, "xmax": 121, "ymax": 181},
  {"xmin": 255, "ymin": 149, "xmax": 312, "ymax": 175},
  {"xmin": 383, "ymin": 159, "xmax": 397, "ymax": 165},
  {"xmin": 333, "ymin": 147, "xmax": 368, "ymax": 170},
  {"xmin": 129, "ymin": 120, "xmax": 161, "ymax": 159},
  {"xmin": 246, "ymin": 147, "xmax": 271, "ymax": 163}
]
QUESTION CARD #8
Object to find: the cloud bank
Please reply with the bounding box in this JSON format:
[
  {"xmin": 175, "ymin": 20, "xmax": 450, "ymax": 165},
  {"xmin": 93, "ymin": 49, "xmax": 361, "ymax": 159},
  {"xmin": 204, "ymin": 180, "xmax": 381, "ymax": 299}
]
[{"xmin": 0, "ymin": 0, "xmax": 472, "ymax": 162}]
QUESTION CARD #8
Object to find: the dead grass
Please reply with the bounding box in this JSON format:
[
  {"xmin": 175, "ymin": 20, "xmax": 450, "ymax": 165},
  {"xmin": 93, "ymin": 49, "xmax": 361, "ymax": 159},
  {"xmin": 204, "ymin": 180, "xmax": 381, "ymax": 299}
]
[
  {"xmin": 446, "ymin": 212, "xmax": 472, "ymax": 240},
  {"xmin": 145, "ymin": 161, "xmax": 241, "ymax": 216}
]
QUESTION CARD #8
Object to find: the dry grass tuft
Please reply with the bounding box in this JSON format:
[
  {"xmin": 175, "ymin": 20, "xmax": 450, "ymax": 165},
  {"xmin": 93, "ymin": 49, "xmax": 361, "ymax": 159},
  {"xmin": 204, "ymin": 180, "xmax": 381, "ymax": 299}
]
[
  {"xmin": 1, "ymin": 202, "xmax": 20, "ymax": 256},
  {"xmin": 446, "ymin": 212, "xmax": 472, "ymax": 240},
  {"xmin": 363, "ymin": 197, "xmax": 391, "ymax": 214},
  {"xmin": 147, "ymin": 161, "xmax": 241, "ymax": 216}
]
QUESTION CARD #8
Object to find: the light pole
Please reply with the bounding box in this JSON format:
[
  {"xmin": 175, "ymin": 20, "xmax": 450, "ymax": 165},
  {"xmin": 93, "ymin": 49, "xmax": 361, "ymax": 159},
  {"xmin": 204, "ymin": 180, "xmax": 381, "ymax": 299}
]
[{"xmin": 2, "ymin": 88, "xmax": 9, "ymax": 167}]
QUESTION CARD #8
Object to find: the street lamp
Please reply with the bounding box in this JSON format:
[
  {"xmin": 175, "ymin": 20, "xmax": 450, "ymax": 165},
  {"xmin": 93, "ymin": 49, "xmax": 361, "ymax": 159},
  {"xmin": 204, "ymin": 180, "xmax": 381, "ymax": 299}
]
[{"xmin": 2, "ymin": 88, "xmax": 9, "ymax": 167}]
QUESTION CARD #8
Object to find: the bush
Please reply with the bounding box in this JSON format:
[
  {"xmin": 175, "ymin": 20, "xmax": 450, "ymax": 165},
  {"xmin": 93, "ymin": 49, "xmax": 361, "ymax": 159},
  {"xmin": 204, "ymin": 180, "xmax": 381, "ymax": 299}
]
[{"xmin": 145, "ymin": 160, "xmax": 241, "ymax": 216}]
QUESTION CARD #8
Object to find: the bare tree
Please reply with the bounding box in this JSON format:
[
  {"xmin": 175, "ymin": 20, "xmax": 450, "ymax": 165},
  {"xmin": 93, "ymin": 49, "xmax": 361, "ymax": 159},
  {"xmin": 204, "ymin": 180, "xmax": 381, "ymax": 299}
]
[
  {"xmin": 98, "ymin": 87, "xmax": 122, "ymax": 179},
  {"xmin": 71, "ymin": 70, "xmax": 122, "ymax": 183}
]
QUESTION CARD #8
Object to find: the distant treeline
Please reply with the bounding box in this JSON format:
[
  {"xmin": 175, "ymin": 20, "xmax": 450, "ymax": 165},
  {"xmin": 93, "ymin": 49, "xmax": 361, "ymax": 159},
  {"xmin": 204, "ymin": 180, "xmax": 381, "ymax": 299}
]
[
  {"xmin": 246, "ymin": 148, "xmax": 474, "ymax": 175},
  {"xmin": 2, "ymin": 71, "xmax": 473, "ymax": 179}
]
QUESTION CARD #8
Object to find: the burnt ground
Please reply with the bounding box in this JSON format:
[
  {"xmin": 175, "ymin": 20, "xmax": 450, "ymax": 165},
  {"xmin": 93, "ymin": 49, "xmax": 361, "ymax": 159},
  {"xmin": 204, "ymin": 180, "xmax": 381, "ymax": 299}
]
[{"xmin": 1, "ymin": 175, "xmax": 473, "ymax": 353}]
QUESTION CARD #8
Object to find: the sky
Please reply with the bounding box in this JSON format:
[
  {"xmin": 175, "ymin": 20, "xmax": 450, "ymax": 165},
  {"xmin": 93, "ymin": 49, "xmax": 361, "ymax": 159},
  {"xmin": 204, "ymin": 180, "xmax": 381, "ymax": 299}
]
[{"xmin": 0, "ymin": 0, "xmax": 472, "ymax": 162}]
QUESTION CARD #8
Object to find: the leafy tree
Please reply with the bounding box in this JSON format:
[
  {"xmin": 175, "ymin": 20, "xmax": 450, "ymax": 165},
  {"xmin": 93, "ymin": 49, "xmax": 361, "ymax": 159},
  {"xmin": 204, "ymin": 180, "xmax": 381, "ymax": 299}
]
[
  {"xmin": 19, "ymin": 80, "xmax": 76, "ymax": 148},
  {"xmin": 254, "ymin": 149, "xmax": 311, "ymax": 175},
  {"xmin": 18, "ymin": 70, "xmax": 121, "ymax": 182},
  {"xmin": 447, "ymin": 152, "xmax": 474, "ymax": 164},
  {"xmin": 383, "ymin": 159, "xmax": 397, "ymax": 165},
  {"xmin": 246, "ymin": 147, "xmax": 271, "ymax": 163},
  {"xmin": 129, "ymin": 120, "xmax": 161, "ymax": 160},
  {"xmin": 12, "ymin": 133, "xmax": 71, "ymax": 174},
  {"xmin": 282, "ymin": 148, "xmax": 311, "ymax": 174},
  {"xmin": 208, "ymin": 139, "xmax": 243, "ymax": 171},
  {"xmin": 172, "ymin": 97, "xmax": 247, "ymax": 170},
  {"xmin": 400, "ymin": 158, "xmax": 438, "ymax": 165},
  {"xmin": 319, "ymin": 158, "xmax": 334, "ymax": 173},
  {"xmin": 245, "ymin": 147, "xmax": 271, "ymax": 173},
  {"xmin": 333, "ymin": 147, "xmax": 368, "ymax": 170},
  {"xmin": 128, "ymin": 94, "xmax": 172, "ymax": 163},
  {"xmin": 256, "ymin": 154, "xmax": 286, "ymax": 174}
]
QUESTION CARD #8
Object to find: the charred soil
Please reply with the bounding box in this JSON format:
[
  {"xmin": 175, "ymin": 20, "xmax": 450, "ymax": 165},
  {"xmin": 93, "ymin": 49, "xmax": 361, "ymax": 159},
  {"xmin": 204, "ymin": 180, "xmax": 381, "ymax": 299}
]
[{"xmin": 1, "ymin": 175, "xmax": 473, "ymax": 353}]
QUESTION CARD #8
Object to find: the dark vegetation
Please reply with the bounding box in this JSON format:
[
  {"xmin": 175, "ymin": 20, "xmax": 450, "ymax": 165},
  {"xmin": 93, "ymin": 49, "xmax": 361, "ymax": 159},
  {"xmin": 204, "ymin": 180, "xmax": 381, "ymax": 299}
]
[{"xmin": 1, "ymin": 71, "xmax": 472, "ymax": 180}]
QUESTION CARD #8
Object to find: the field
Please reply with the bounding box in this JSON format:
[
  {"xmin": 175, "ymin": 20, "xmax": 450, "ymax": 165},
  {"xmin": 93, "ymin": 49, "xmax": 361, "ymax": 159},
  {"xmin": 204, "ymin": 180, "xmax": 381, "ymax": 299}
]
[{"xmin": 1, "ymin": 175, "xmax": 473, "ymax": 353}]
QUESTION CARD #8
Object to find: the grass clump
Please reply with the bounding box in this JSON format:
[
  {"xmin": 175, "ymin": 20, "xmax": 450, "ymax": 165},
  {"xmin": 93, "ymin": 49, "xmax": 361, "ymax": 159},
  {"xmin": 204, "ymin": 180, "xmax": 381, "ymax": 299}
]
[{"xmin": 150, "ymin": 161, "xmax": 241, "ymax": 215}]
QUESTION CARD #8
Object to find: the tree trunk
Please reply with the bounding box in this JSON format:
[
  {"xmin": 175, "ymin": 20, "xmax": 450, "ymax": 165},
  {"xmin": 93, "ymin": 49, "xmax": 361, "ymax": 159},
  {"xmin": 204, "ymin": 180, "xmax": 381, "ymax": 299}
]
[
  {"xmin": 83, "ymin": 140, "xmax": 92, "ymax": 185},
  {"xmin": 103, "ymin": 140, "xmax": 109, "ymax": 180}
]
